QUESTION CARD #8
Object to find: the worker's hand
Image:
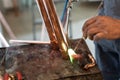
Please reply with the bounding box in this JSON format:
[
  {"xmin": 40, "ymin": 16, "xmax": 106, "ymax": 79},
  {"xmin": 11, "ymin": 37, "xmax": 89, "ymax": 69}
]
[{"xmin": 82, "ymin": 16, "xmax": 120, "ymax": 41}]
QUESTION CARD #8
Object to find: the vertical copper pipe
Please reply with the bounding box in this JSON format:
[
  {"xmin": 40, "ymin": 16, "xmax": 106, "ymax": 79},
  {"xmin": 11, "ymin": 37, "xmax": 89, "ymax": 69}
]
[
  {"xmin": 36, "ymin": 0, "xmax": 58, "ymax": 48},
  {"xmin": 45, "ymin": 0, "xmax": 69, "ymax": 58}
]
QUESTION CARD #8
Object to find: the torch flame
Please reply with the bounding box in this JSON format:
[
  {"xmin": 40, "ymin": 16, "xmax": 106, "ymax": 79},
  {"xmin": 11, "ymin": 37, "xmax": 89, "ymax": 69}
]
[
  {"xmin": 62, "ymin": 42, "xmax": 67, "ymax": 52},
  {"xmin": 68, "ymin": 48, "xmax": 77, "ymax": 63}
]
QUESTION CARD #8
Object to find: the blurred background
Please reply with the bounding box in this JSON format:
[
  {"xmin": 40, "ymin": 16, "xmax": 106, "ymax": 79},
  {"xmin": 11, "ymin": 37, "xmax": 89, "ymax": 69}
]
[{"xmin": 0, "ymin": 0, "xmax": 101, "ymax": 55}]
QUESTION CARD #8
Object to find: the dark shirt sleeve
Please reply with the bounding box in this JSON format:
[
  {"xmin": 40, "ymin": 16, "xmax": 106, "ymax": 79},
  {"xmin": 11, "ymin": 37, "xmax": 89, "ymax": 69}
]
[{"xmin": 98, "ymin": 1, "xmax": 105, "ymax": 16}]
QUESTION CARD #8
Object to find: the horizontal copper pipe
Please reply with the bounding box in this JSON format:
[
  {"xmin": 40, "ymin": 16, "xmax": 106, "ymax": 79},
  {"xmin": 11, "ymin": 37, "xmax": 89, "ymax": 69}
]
[{"xmin": 9, "ymin": 40, "xmax": 50, "ymax": 44}]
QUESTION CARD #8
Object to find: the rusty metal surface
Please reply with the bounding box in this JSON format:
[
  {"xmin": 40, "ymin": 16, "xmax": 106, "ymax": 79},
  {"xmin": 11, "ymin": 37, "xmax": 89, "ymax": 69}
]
[{"xmin": 2, "ymin": 39, "xmax": 103, "ymax": 80}]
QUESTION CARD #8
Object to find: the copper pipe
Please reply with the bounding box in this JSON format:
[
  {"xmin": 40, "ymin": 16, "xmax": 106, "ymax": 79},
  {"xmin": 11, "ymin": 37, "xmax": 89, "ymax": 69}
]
[
  {"xmin": 45, "ymin": 0, "xmax": 69, "ymax": 58},
  {"xmin": 84, "ymin": 54, "xmax": 96, "ymax": 69},
  {"xmin": 36, "ymin": 0, "xmax": 58, "ymax": 49},
  {"xmin": 36, "ymin": 0, "xmax": 69, "ymax": 58}
]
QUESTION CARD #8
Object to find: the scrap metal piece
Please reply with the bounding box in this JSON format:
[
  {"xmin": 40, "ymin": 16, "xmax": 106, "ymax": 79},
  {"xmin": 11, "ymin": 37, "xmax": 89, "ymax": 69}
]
[
  {"xmin": 84, "ymin": 54, "xmax": 96, "ymax": 69},
  {"xmin": 4, "ymin": 72, "xmax": 23, "ymax": 80}
]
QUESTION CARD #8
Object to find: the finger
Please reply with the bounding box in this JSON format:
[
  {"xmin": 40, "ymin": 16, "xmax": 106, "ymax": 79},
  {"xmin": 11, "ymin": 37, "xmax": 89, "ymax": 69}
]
[
  {"xmin": 93, "ymin": 32, "xmax": 106, "ymax": 41},
  {"xmin": 83, "ymin": 22, "xmax": 98, "ymax": 39},
  {"xmin": 82, "ymin": 16, "xmax": 97, "ymax": 32},
  {"xmin": 87, "ymin": 28, "xmax": 101, "ymax": 40}
]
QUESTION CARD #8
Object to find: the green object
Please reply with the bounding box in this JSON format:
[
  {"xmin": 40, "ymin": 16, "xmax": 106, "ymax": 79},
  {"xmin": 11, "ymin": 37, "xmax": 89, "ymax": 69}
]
[{"xmin": 68, "ymin": 48, "xmax": 76, "ymax": 63}]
